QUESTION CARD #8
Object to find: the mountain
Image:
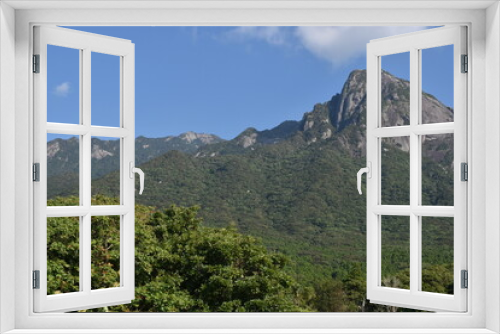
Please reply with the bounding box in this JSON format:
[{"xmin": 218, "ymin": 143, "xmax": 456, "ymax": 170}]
[
  {"xmin": 87, "ymin": 69, "xmax": 454, "ymax": 285},
  {"xmin": 47, "ymin": 69, "xmax": 453, "ymax": 181},
  {"xmin": 47, "ymin": 131, "xmax": 224, "ymax": 178},
  {"xmin": 195, "ymin": 70, "xmax": 453, "ymax": 161},
  {"xmin": 47, "ymin": 132, "xmax": 224, "ymax": 198}
]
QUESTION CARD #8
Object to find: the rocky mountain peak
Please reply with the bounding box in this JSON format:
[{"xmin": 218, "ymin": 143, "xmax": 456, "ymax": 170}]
[
  {"xmin": 47, "ymin": 137, "xmax": 78, "ymax": 158},
  {"xmin": 332, "ymin": 69, "xmax": 367, "ymax": 130},
  {"xmin": 195, "ymin": 69, "xmax": 454, "ymax": 158},
  {"xmin": 327, "ymin": 69, "xmax": 452, "ymax": 155},
  {"xmin": 235, "ymin": 127, "xmax": 259, "ymax": 148},
  {"xmin": 300, "ymin": 102, "xmax": 335, "ymax": 144},
  {"xmin": 179, "ymin": 131, "xmax": 222, "ymax": 145},
  {"xmin": 47, "ymin": 141, "xmax": 61, "ymax": 158}
]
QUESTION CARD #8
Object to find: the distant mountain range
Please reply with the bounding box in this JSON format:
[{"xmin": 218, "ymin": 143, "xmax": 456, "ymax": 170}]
[
  {"xmin": 47, "ymin": 131, "xmax": 224, "ymax": 197},
  {"xmin": 47, "ymin": 131, "xmax": 224, "ymax": 178},
  {"xmin": 47, "ymin": 69, "xmax": 454, "ymax": 285}
]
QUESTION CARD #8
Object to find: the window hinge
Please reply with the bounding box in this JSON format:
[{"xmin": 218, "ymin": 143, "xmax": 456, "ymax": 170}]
[
  {"xmin": 33, "ymin": 54, "xmax": 40, "ymax": 73},
  {"xmin": 461, "ymin": 270, "xmax": 468, "ymax": 289},
  {"xmin": 33, "ymin": 270, "xmax": 40, "ymax": 289},
  {"xmin": 33, "ymin": 163, "xmax": 40, "ymax": 182},
  {"xmin": 461, "ymin": 162, "xmax": 468, "ymax": 181},
  {"xmin": 461, "ymin": 54, "xmax": 468, "ymax": 73}
]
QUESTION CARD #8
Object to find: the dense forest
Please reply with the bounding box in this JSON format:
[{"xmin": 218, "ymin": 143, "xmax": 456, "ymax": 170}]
[{"xmin": 48, "ymin": 196, "xmax": 453, "ymax": 312}]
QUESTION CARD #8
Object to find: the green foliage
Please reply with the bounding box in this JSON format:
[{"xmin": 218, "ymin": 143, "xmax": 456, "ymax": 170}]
[
  {"xmin": 47, "ymin": 196, "xmax": 455, "ymax": 313},
  {"xmin": 381, "ymin": 143, "xmax": 410, "ymax": 205},
  {"xmin": 391, "ymin": 263, "xmax": 454, "ymax": 295},
  {"xmin": 47, "ymin": 216, "xmax": 80, "ymax": 294},
  {"xmin": 47, "ymin": 196, "xmax": 311, "ymax": 312},
  {"xmin": 312, "ymin": 279, "xmax": 345, "ymax": 312},
  {"xmin": 91, "ymin": 214, "xmax": 121, "ymax": 289}
]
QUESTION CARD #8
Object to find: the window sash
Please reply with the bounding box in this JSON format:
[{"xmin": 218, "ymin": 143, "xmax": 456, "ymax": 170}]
[
  {"xmin": 366, "ymin": 26, "xmax": 468, "ymax": 312},
  {"xmin": 33, "ymin": 25, "xmax": 136, "ymax": 313}
]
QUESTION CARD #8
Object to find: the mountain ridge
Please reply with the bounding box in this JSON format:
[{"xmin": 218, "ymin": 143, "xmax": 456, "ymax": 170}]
[
  {"xmin": 47, "ymin": 69, "xmax": 453, "ymax": 174},
  {"xmin": 48, "ymin": 68, "xmax": 454, "ymax": 201},
  {"xmin": 194, "ymin": 69, "xmax": 453, "ymax": 159}
]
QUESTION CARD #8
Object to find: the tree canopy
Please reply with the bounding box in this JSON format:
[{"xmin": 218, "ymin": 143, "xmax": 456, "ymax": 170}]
[{"xmin": 48, "ymin": 195, "xmax": 312, "ymax": 312}]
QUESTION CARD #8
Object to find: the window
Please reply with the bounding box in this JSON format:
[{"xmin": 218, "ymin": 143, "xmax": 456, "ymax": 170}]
[
  {"xmin": 33, "ymin": 26, "xmax": 140, "ymax": 312},
  {"xmin": 363, "ymin": 26, "xmax": 467, "ymax": 312},
  {"xmin": 3, "ymin": 2, "xmax": 496, "ymax": 333}
]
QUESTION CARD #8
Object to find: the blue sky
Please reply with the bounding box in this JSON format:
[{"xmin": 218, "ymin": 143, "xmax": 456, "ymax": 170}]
[{"xmin": 47, "ymin": 26, "xmax": 453, "ymax": 140}]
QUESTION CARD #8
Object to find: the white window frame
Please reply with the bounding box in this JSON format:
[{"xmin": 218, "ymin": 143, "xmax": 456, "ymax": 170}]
[
  {"xmin": 0, "ymin": 1, "xmax": 498, "ymax": 333},
  {"xmin": 33, "ymin": 25, "xmax": 136, "ymax": 313},
  {"xmin": 365, "ymin": 26, "xmax": 468, "ymax": 312}
]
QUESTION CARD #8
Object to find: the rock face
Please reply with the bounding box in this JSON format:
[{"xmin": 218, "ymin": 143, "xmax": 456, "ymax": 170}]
[
  {"xmin": 326, "ymin": 69, "xmax": 452, "ymax": 155},
  {"xmin": 91, "ymin": 146, "xmax": 114, "ymax": 159},
  {"xmin": 179, "ymin": 131, "xmax": 222, "ymax": 145},
  {"xmin": 235, "ymin": 128, "xmax": 259, "ymax": 148},
  {"xmin": 46, "ymin": 137, "xmax": 80, "ymax": 177},
  {"xmin": 47, "ymin": 141, "xmax": 61, "ymax": 158},
  {"xmin": 331, "ymin": 69, "xmax": 367, "ymax": 131},
  {"xmin": 380, "ymin": 70, "xmax": 410, "ymax": 127}
]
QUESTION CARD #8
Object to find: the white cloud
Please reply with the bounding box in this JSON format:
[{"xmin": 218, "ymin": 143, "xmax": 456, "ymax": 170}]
[
  {"xmin": 226, "ymin": 27, "xmax": 289, "ymax": 46},
  {"xmin": 295, "ymin": 26, "xmax": 428, "ymax": 66},
  {"xmin": 54, "ymin": 82, "xmax": 70, "ymax": 96},
  {"xmin": 223, "ymin": 26, "xmax": 429, "ymax": 66}
]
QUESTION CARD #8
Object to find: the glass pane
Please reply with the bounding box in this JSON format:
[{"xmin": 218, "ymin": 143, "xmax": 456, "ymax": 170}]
[
  {"xmin": 381, "ymin": 216, "xmax": 410, "ymax": 289},
  {"xmin": 91, "ymin": 215, "xmax": 120, "ymax": 289},
  {"xmin": 421, "ymin": 45, "xmax": 454, "ymax": 124},
  {"xmin": 381, "ymin": 137, "xmax": 410, "ymax": 205},
  {"xmin": 91, "ymin": 136, "xmax": 120, "ymax": 204},
  {"xmin": 47, "ymin": 216, "xmax": 80, "ymax": 294},
  {"xmin": 47, "ymin": 134, "xmax": 79, "ymax": 206},
  {"xmin": 381, "ymin": 52, "xmax": 410, "ymax": 127},
  {"xmin": 91, "ymin": 52, "xmax": 120, "ymax": 127},
  {"xmin": 421, "ymin": 133, "xmax": 454, "ymax": 206},
  {"xmin": 47, "ymin": 45, "xmax": 80, "ymax": 124},
  {"xmin": 421, "ymin": 217, "xmax": 454, "ymax": 294}
]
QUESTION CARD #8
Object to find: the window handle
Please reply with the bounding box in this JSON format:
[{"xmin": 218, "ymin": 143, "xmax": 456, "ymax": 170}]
[
  {"xmin": 129, "ymin": 162, "xmax": 145, "ymax": 195},
  {"xmin": 357, "ymin": 162, "xmax": 371, "ymax": 195}
]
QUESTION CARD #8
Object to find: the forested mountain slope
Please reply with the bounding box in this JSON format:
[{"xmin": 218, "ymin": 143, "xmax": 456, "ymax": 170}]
[{"xmin": 85, "ymin": 70, "xmax": 454, "ymax": 285}]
